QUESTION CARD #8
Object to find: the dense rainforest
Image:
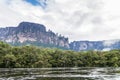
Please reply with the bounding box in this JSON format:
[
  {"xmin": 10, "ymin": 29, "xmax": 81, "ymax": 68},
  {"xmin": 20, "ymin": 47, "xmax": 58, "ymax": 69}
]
[{"xmin": 0, "ymin": 41, "xmax": 120, "ymax": 68}]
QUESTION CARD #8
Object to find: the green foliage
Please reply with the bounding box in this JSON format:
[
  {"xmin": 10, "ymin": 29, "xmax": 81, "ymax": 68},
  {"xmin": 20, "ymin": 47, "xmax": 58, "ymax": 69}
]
[
  {"xmin": 0, "ymin": 41, "xmax": 120, "ymax": 68},
  {"xmin": 9, "ymin": 41, "xmax": 69, "ymax": 50}
]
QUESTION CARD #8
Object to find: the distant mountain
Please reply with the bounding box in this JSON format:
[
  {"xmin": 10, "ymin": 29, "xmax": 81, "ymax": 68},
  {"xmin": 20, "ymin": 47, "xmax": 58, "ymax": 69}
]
[
  {"xmin": 0, "ymin": 21, "xmax": 120, "ymax": 51},
  {"xmin": 70, "ymin": 40, "xmax": 120, "ymax": 51},
  {"xmin": 0, "ymin": 22, "xmax": 69, "ymax": 49}
]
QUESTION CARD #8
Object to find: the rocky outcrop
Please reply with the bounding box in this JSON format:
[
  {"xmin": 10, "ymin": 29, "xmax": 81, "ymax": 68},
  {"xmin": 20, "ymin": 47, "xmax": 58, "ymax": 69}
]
[
  {"xmin": 0, "ymin": 22, "xmax": 69, "ymax": 49},
  {"xmin": 70, "ymin": 40, "xmax": 120, "ymax": 51},
  {"xmin": 1, "ymin": 21, "xmax": 120, "ymax": 51}
]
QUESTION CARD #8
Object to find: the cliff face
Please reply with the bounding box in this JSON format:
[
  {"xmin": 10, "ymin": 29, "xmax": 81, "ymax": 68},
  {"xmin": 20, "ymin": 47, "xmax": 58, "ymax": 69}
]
[
  {"xmin": 1, "ymin": 21, "xmax": 120, "ymax": 51},
  {"xmin": 0, "ymin": 22, "xmax": 69, "ymax": 49},
  {"xmin": 70, "ymin": 40, "xmax": 120, "ymax": 51},
  {"xmin": 70, "ymin": 41, "xmax": 103, "ymax": 51}
]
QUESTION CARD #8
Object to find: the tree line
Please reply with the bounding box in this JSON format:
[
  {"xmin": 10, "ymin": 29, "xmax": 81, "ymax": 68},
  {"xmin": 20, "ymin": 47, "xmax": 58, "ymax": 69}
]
[{"xmin": 0, "ymin": 41, "xmax": 120, "ymax": 68}]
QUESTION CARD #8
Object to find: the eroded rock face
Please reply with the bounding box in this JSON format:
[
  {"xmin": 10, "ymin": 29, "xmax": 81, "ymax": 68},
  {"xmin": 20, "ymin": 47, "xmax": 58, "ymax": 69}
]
[
  {"xmin": 0, "ymin": 22, "xmax": 69, "ymax": 49},
  {"xmin": 70, "ymin": 40, "xmax": 120, "ymax": 51},
  {"xmin": 1, "ymin": 21, "xmax": 120, "ymax": 51}
]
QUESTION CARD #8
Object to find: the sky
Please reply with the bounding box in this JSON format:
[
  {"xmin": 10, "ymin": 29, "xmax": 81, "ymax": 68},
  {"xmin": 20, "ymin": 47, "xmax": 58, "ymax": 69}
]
[{"xmin": 0, "ymin": 0, "xmax": 120, "ymax": 42}]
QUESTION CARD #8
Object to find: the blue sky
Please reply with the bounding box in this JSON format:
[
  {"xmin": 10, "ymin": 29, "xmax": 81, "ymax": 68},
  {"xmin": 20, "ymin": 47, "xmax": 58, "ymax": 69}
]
[
  {"xmin": 25, "ymin": 0, "xmax": 40, "ymax": 6},
  {"xmin": 25, "ymin": 0, "xmax": 47, "ymax": 8},
  {"xmin": 0, "ymin": 0, "xmax": 120, "ymax": 42}
]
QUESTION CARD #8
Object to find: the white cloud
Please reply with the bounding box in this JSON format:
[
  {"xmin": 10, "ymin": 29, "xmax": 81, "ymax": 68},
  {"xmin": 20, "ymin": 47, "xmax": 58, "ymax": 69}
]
[
  {"xmin": 102, "ymin": 48, "xmax": 111, "ymax": 51},
  {"xmin": 103, "ymin": 39, "xmax": 119, "ymax": 47},
  {"xmin": 0, "ymin": 0, "xmax": 120, "ymax": 42}
]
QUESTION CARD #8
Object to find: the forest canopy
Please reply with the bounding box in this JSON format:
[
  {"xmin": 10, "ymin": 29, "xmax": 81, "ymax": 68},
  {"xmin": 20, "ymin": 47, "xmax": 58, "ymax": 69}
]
[{"xmin": 0, "ymin": 41, "xmax": 120, "ymax": 68}]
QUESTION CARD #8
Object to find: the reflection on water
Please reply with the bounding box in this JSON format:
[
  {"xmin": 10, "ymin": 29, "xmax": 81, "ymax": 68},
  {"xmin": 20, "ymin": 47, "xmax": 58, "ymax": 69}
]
[{"xmin": 0, "ymin": 68, "xmax": 120, "ymax": 80}]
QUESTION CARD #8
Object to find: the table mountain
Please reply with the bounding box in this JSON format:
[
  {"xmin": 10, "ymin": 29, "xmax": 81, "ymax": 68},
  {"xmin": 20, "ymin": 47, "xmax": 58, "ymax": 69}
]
[
  {"xmin": 0, "ymin": 21, "xmax": 120, "ymax": 51},
  {"xmin": 70, "ymin": 40, "xmax": 120, "ymax": 51},
  {"xmin": 0, "ymin": 22, "xmax": 69, "ymax": 49}
]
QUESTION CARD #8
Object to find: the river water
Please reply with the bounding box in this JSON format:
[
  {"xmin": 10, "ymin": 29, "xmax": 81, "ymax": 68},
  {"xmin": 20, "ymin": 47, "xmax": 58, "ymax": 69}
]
[{"xmin": 0, "ymin": 67, "xmax": 120, "ymax": 80}]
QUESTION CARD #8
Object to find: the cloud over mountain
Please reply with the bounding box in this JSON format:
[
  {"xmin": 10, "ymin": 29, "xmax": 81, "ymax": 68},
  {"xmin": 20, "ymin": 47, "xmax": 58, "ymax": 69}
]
[{"xmin": 0, "ymin": 0, "xmax": 120, "ymax": 41}]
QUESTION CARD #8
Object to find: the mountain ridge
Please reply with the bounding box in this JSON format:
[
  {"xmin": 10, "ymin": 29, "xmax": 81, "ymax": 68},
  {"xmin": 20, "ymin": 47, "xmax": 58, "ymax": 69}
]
[
  {"xmin": 70, "ymin": 39, "xmax": 120, "ymax": 51},
  {"xmin": 0, "ymin": 21, "xmax": 120, "ymax": 51},
  {"xmin": 0, "ymin": 21, "xmax": 69, "ymax": 49}
]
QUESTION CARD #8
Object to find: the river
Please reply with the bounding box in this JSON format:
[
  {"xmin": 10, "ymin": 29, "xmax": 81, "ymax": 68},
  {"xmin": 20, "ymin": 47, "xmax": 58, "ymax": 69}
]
[{"xmin": 0, "ymin": 67, "xmax": 120, "ymax": 80}]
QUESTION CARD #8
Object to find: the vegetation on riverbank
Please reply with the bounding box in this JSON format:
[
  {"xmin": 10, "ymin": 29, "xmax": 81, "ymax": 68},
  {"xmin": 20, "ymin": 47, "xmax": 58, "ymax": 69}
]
[{"xmin": 0, "ymin": 41, "xmax": 120, "ymax": 68}]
